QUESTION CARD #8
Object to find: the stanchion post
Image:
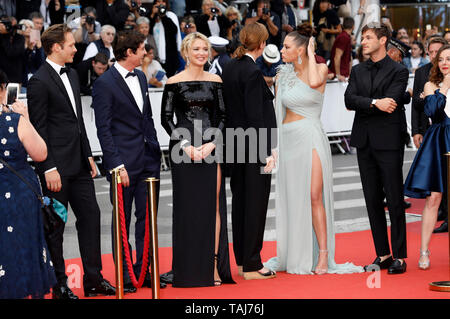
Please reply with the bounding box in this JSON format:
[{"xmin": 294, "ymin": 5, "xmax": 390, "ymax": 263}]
[
  {"xmin": 112, "ymin": 168, "xmax": 124, "ymax": 299},
  {"xmin": 146, "ymin": 177, "xmax": 161, "ymax": 299},
  {"xmin": 429, "ymin": 153, "xmax": 450, "ymax": 292}
]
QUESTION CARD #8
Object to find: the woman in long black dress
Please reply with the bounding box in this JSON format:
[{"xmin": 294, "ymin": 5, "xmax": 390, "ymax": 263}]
[{"xmin": 161, "ymin": 32, "xmax": 233, "ymax": 287}]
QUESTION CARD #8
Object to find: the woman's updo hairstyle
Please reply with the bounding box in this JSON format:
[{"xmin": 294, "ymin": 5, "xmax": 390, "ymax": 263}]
[
  {"xmin": 233, "ymin": 22, "xmax": 268, "ymax": 58},
  {"xmin": 286, "ymin": 22, "xmax": 315, "ymax": 55}
]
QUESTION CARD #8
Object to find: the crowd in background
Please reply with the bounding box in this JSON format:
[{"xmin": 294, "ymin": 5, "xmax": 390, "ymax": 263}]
[{"xmin": 0, "ymin": 0, "xmax": 449, "ymax": 93}]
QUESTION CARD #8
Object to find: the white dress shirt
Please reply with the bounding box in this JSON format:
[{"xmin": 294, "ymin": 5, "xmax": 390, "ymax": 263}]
[
  {"xmin": 114, "ymin": 62, "xmax": 144, "ymax": 113},
  {"xmin": 46, "ymin": 58, "xmax": 77, "ymax": 117}
]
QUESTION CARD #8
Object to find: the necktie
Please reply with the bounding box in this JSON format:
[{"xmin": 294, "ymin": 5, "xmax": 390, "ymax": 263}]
[
  {"xmin": 60, "ymin": 66, "xmax": 70, "ymax": 75},
  {"xmin": 126, "ymin": 72, "xmax": 137, "ymax": 78}
]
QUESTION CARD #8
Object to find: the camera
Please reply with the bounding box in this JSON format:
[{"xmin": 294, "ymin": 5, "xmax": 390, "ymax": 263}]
[
  {"xmin": 0, "ymin": 19, "xmax": 23, "ymax": 33},
  {"xmin": 231, "ymin": 19, "xmax": 238, "ymax": 26},
  {"xmin": 130, "ymin": 1, "xmax": 138, "ymax": 8},
  {"xmin": 211, "ymin": 7, "xmax": 218, "ymax": 14},
  {"xmin": 158, "ymin": 5, "xmax": 167, "ymax": 15},
  {"xmin": 185, "ymin": 23, "xmax": 192, "ymax": 29},
  {"xmin": 85, "ymin": 15, "xmax": 95, "ymax": 25},
  {"xmin": 262, "ymin": 7, "xmax": 269, "ymax": 15}
]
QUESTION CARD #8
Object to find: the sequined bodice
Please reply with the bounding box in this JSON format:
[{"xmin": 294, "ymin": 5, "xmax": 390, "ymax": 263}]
[
  {"xmin": 277, "ymin": 64, "xmax": 324, "ymax": 119},
  {"xmin": 161, "ymin": 81, "xmax": 226, "ymax": 142}
]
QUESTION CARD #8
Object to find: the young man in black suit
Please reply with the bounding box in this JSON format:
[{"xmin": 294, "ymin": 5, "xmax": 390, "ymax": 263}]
[
  {"xmin": 222, "ymin": 22, "xmax": 277, "ymax": 280},
  {"xmin": 411, "ymin": 36, "xmax": 448, "ymax": 233},
  {"xmin": 344, "ymin": 23, "xmax": 409, "ymax": 274},
  {"xmin": 27, "ymin": 24, "xmax": 115, "ymax": 299}
]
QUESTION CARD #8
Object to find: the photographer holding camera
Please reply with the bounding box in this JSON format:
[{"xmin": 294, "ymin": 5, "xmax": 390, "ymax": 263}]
[
  {"xmin": 0, "ymin": 15, "xmax": 26, "ymax": 84},
  {"xmin": 243, "ymin": 0, "xmax": 280, "ymax": 48},
  {"xmin": 70, "ymin": 7, "xmax": 101, "ymax": 45},
  {"xmin": 195, "ymin": 0, "xmax": 230, "ymax": 38},
  {"xmin": 149, "ymin": 0, "xmax": 180, "ymax": 77}
]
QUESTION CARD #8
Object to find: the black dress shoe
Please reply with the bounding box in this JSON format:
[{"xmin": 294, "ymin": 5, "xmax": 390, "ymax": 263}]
[
  {"xmin": 142, "ymin": 277, "xmax": 167, "ymax": 289},
  {"xmin": 433, "ymin": 221, "xmax": 448, "ymax": 233},
  {"xmin": 388, "ymin": 259, "xmax": 407, "ymax": 274},
  {"xmin": 52, "ymin": 284, "xmax": 79, "ymax": 299},
  {"xmin": 160, "ymin": 270, "xmax": 173, "ymax": 285},
  {"xmin": 437, "ymin": 209, "xmax": 447, "ymax": 221},
  {"xmin": 84, "ymin": 279, "xmax": 116, "ymax": 297},
  {"xmin": 124, "ymin": 283, "xmax": 137, "ymax": 294},
  {"xmin": 403, "ymin": 200, "xmax": 411, "ymax": 209},
  {"xmin": 364, "ymin": 256, "xmax": 394, "ymax": 271}
]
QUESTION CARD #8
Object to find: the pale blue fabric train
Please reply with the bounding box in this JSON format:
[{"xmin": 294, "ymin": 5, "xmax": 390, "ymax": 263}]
[{"xmin": 264, "ymin": 63, "xmax": 364, "ymax": 274}]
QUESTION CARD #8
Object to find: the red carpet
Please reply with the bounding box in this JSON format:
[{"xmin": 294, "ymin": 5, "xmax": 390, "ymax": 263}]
[{"xmin": 57, "ymin": 220, "xmax": 449, "ymax": 300}]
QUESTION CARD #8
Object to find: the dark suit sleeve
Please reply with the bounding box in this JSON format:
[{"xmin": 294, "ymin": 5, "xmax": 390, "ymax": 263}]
[
  {"xmin": 92, "ymin": 78, "xmax": 122, "ymax": 170},
  {"xmin": 27, "ymin": 76, "xmax": 57, "ymax": 173},
  {"xmin": 76, "ymin": 59, "xmax": 92, "ymax": 95},
  {"xmin": 161, "ymin": 85, "xmax": 184, "ymax": 142},
  {"xmin": 244, "ymin": 69, "xmax": 268, "ymax": 129},
  {"xmin": 244, "ymin": 69, "xmax": 274, "ymax": 157},
  {"xmin": 412, "ymin": 66, "xmax": 427, "ymax": 112},
  {"xmin": 383, "ymin": 67, "xmax": 409, "ymax": 106},
  {"xmin": 71, "ymin": 71, "xmax": 93, "ymax": 159},
  {"xmin": 344, "ymin": 66, "xmax": 372, "ymax": 111}
]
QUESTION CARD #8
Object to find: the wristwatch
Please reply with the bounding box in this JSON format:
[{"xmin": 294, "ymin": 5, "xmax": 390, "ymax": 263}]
[{"xmin": 371, "ymin": 99, "xmax": 377, "ymax": 107}]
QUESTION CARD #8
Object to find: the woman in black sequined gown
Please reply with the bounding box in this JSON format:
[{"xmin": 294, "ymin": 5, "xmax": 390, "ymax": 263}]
[{"xmin": 161, "ymin": 32, "xmax": 234, "ymax": 287}]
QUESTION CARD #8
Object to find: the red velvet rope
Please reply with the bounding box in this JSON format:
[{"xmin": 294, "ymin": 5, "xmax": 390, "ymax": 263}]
[{"xmin": 117, "ymin": 181, "xmax": 150, "ymax": 288}]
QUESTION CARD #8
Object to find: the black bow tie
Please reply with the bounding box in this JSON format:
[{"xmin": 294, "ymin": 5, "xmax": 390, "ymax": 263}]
[
  {"xmin": 366, "ymin": 60, "xmax": 381, "ymax": 70},
  {"xmin": 126, "ymin": 71, "xmax": 137, "ymax": 78},
  {"xmin": 60, "ymin": 66, "xmax": 70, "ymax": 75}
]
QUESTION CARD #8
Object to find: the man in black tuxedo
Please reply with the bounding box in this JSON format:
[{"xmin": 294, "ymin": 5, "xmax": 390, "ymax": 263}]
[
  {"xmin": 344, "ymin": 23, "xmax": 409, "ymax": 274},
  {"xmin": 222, "ymin": 22, "xmax": 277, "ymax": 280},
  {"xmin": 92, "ymin": 30, "xmax": 163, "ymax": 292},
  {"xmin": 27, "ymin": 24, "xmax": 115, "ymax": 299},
  {"xmin": 411, "ymin": 36, "xmax": 448, "ymax": 233}
]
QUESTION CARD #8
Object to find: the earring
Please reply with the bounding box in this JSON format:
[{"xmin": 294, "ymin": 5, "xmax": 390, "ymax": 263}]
[
  {"xmin": 186, "ymin": 57, "xmax": 190, "ymax": 66},
  {"xmin": 297, "ymin": 55, "xmax": 302, "ymax": 65}
]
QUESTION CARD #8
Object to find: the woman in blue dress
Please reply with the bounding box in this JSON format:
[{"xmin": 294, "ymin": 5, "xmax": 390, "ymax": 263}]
[
  {"xmin": 0, "ymin": 70, "xmax": 56, "ymax": 298},
  {"xmin": 404, "ymin": 45, "xmax": 450, "ymax": 270}
]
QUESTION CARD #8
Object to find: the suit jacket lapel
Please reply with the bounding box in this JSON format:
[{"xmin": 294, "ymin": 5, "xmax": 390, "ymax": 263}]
[
  {"xmin": 138, "ymin": 72, "xmax": 151, "ymax": 116},
  {"xmin": 67, "ymin": 70, "xmax": 83, "ymax": 119},
  {"xmin": 111, "ymin": 65, "xmax": 142, "ymax": 114},
  {"xmin": 362, "ymin": 61, "xmax": 373, "ymax": 96},
  {"xmin": 44, "ymin": 62, "xmax": 77, "ymax": 118}
]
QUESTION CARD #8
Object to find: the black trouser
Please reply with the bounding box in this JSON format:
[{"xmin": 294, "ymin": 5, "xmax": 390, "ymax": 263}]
[
  {"xmin": 357, "ymin": 144, "xmax": 407, "ymax": 259},
  {"xmin": 41, "ymin": 170, "xmax": 103, "ymax": 289},
  {"xmin": 230, "ymin": 163, "xmax": 272, "ymax": 272}
]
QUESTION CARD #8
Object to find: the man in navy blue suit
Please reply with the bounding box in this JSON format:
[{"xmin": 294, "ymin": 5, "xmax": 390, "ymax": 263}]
[{"xmin": 92, "ymin": 30, "xmax": 162, "ymax": 292}]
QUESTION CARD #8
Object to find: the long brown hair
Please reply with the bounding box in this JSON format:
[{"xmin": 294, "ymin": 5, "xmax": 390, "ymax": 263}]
[
  {"xmin": 429, "ymin": 44, "xmax": 450, "ymax": 86},
  {"xmin": 233, "ymin": 22, "xmax": 268, "ymax": 58}
]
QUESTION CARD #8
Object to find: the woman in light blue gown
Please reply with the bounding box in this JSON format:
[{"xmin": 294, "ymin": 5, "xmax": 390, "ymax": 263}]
[{"xmin": 265, "ymin": 28, "xmax": 363, "ymax": 275}]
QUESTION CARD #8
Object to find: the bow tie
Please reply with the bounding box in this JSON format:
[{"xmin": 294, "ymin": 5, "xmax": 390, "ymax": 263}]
[
  {"xmin": 60, "ymin": 66, "xmax": 70, "ymax": 75},
  {"xmin": 126, "ymin": 71, "xmax": 137, "ymax": 78},
  {"xmin": 366, "ymin": 60, "xmax": 381, "ymax": 70}
]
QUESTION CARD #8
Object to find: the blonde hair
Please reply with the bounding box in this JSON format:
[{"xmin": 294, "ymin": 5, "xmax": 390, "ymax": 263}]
[
  {"xmin": 180, "ymin": 32, "xmax": 211, "ymax": 62},
  {"xmin": 233, "ymin": 22, "xmax": 268, "ymax": 58},
  {"xmin": 225, "ymin": 6, "xmax": 242, "ymax": 21}
]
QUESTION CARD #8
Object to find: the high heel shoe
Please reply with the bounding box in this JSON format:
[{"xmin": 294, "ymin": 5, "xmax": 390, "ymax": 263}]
[
  {"xmin": 214, "ymin": 254, "xmax": 222, "ymax": 286},
  {"xmin": 314, "ymin": 250, "xmax": 328, "ymax": 275},
  {"xmin": 418, "ymin": 250, "xmax": 430, "ymax": 270}
]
